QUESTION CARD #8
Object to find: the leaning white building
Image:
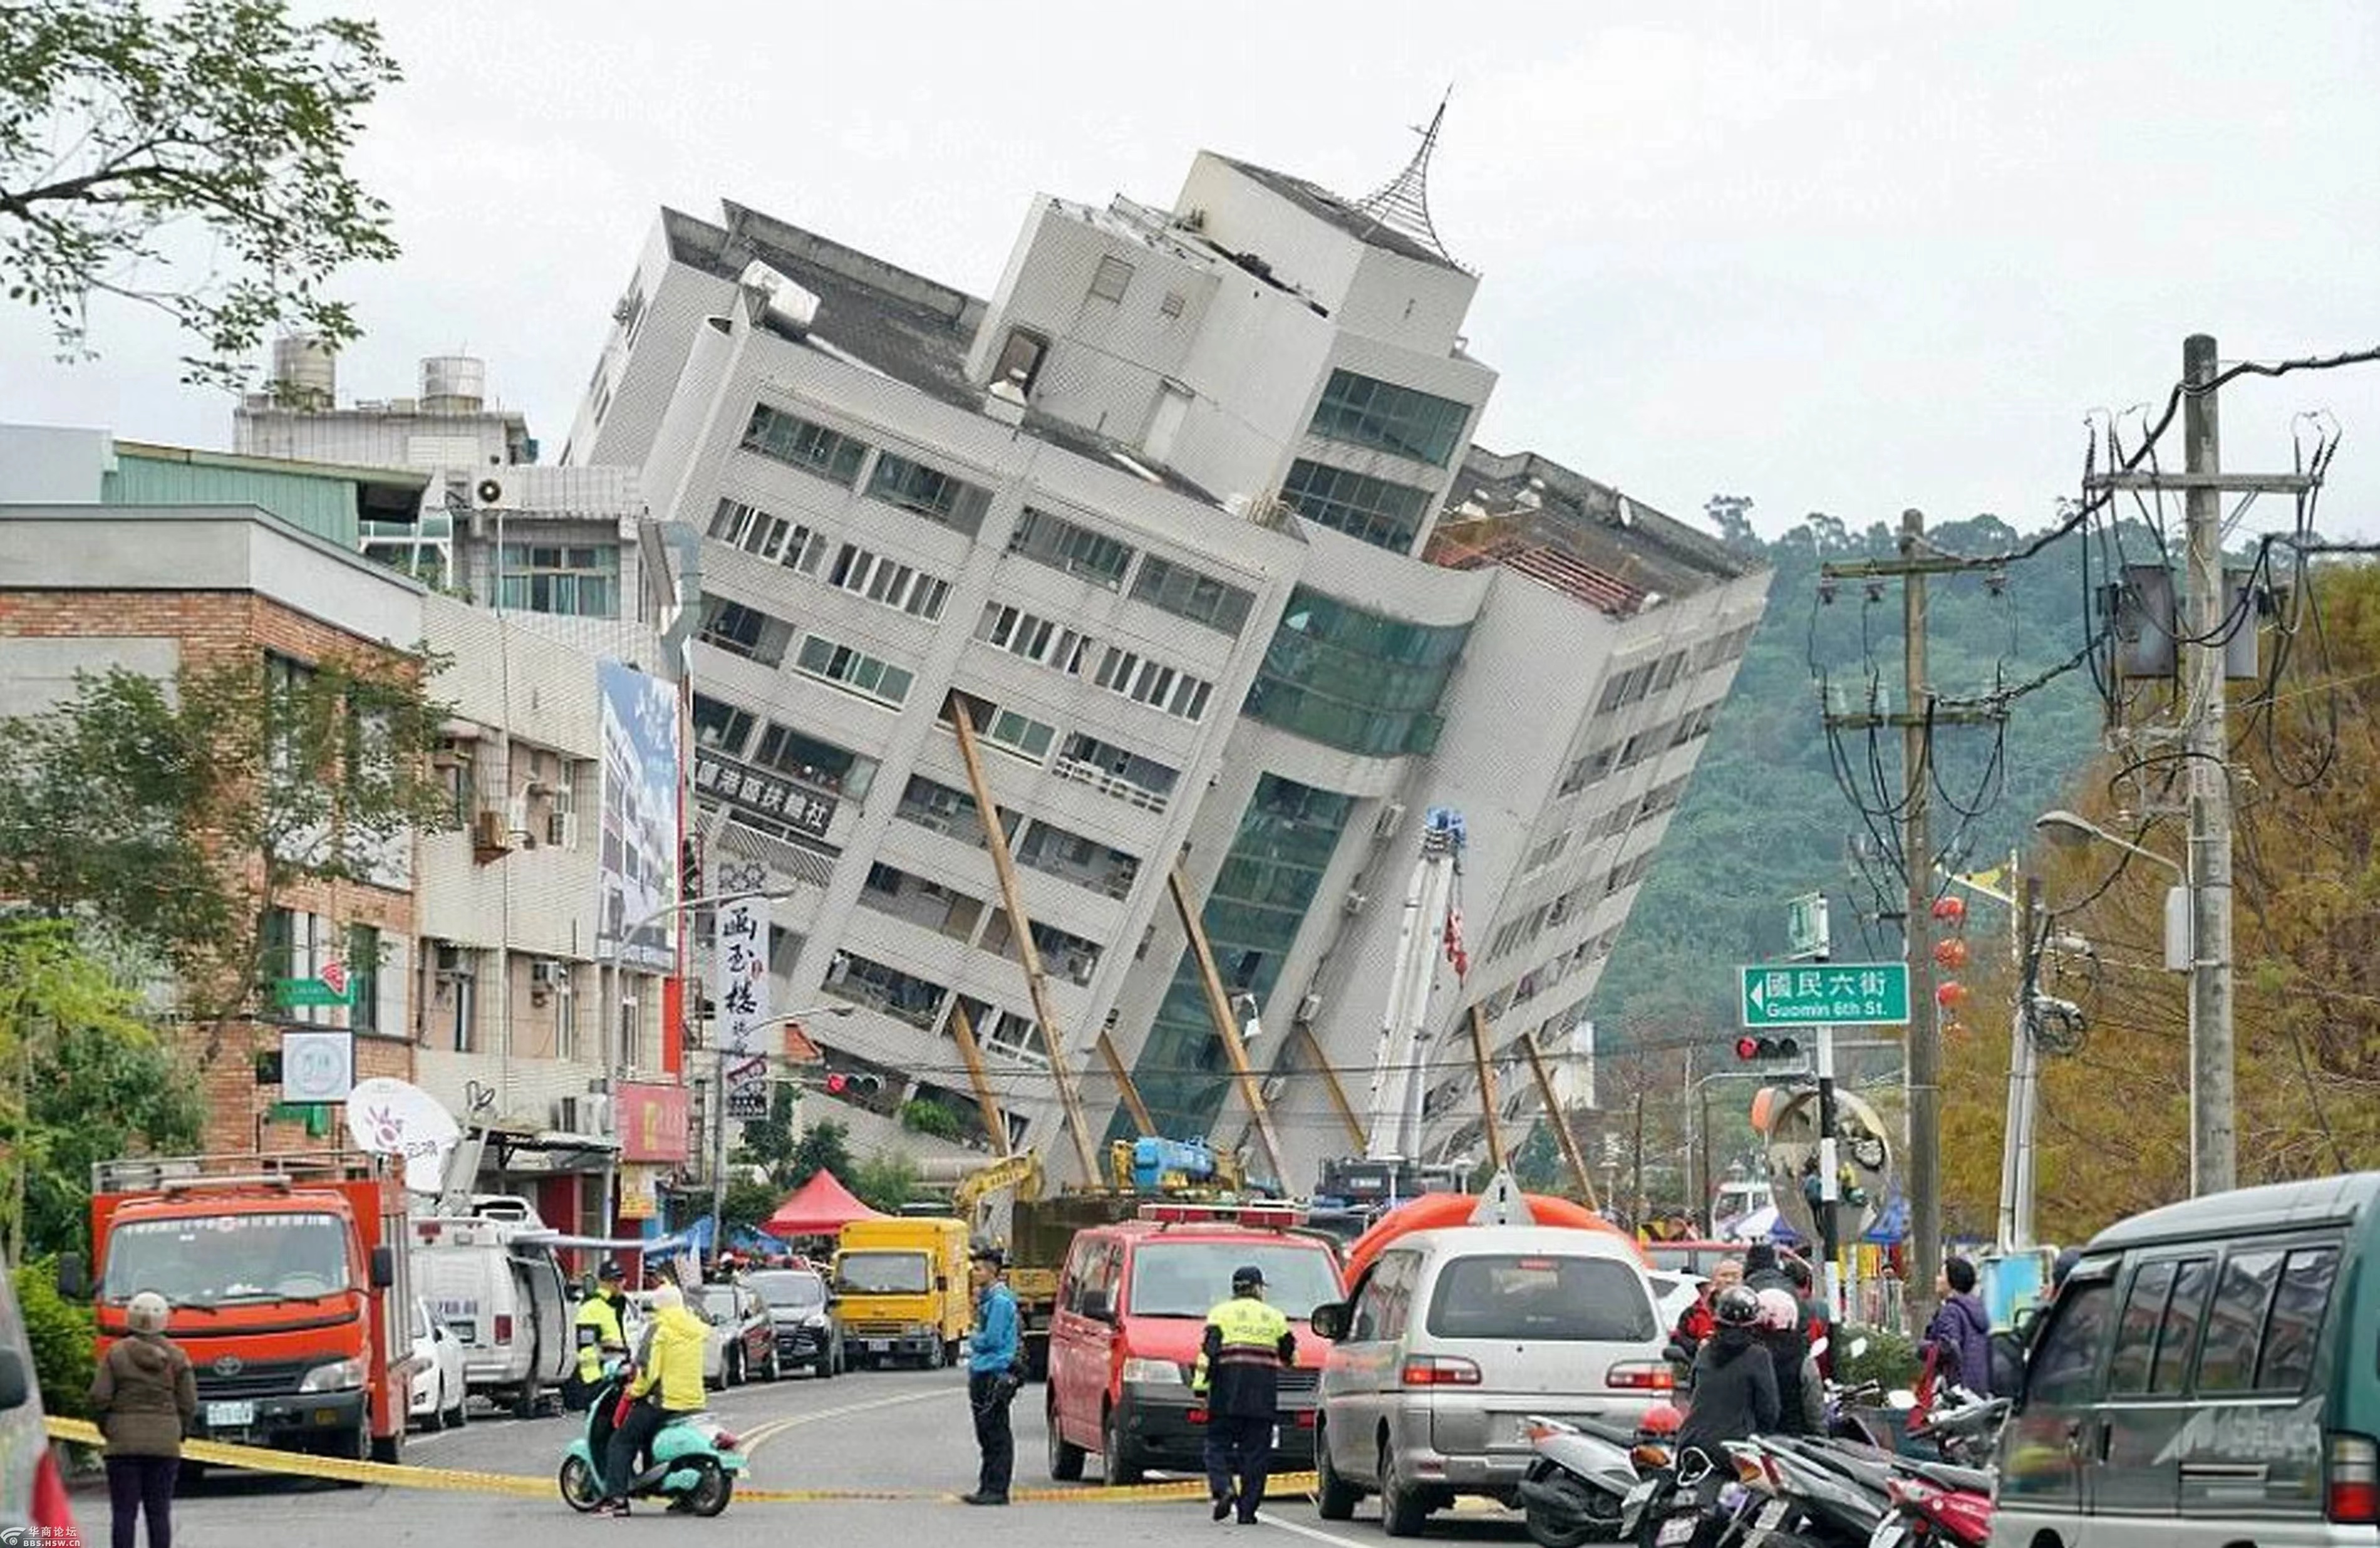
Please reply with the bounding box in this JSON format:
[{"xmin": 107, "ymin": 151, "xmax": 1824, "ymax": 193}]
[{"xmin": 564, "ymin": 143, "xmax": 1769, "ymax": 1188}]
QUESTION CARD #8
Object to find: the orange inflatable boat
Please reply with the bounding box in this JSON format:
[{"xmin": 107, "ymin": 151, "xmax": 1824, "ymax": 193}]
[{"xmin": 1339, "ymin": 1192, "xmax": 1648, "ymax": 1284}]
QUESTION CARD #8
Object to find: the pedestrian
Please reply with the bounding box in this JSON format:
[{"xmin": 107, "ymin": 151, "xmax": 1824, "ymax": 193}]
[
  {"xmin": 1674, "ymin": 1286, "xmax": 1776, "ymax": 1462},
  {"xmin": 1752, "ymin": 1288, "xmax": 1814, "ymax": 1434},
  {"xmin": 567, "ymin": 1260, "xmax": 631, "ymax": 1412},
  {"xmin": 963, "ymin": 1244, "xmax": 1023, "ymax": 1505},
  {"xmin": 1668, "ymin": 1257, "xmax": 1742, "ymax": 1382},
  {"xmin": 1742, "ymin": 1241, "xmax": 1794, "ymax": 1296},
  {"xmin": 1923, "ymin": 1257, "xmax": 1994, "ymax": 1396},
  {"xmin": 1782, "ymin": 1255, "xmax": 1833, "ymax": 1381},
  {"xmin": 90, "ymin": 1290, "xmax": 195, "ymax": 1548},
  {"xmin": 599, "ymin": 1283, "xmax": 706, "ymax": 1517},
  {"xmin": 1193, "ymin": 1264, "xmax": 1297, "ymax": 1524}
]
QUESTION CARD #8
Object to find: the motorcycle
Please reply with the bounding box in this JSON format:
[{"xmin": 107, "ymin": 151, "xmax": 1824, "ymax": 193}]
[
  {"xmin": 1518, "ymin": 1411, "xmax": 1671, "ymax": 1548},
  {"xmin": 558, "ymin": 1364, "xmax": 748, "ymax": 1517},
  {"xmin": 1877, "ymin": 1466, "xmax": 1995, "ymax": 1548}
]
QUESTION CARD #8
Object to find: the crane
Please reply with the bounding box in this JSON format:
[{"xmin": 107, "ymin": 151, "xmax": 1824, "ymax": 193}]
[{"xmin": 1365, "ymin": 806, "xmax": 1469, "ymax": 1164}]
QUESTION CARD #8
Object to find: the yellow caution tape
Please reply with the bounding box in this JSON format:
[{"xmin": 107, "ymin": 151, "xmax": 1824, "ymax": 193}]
[{"xmin": 44, "ymin": 1416, "xmax": 1315, "ymax": 1506}]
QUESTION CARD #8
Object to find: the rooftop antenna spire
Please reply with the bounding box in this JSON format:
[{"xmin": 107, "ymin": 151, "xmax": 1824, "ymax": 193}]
[{"xmin": 1348, "ymin": 86, "xmax": 1462, "ymax": 268}]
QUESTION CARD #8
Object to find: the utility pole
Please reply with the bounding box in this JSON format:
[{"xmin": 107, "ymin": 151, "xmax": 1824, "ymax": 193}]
[
  {"xmin": 1630, "ymin": 1091, "xmax": 1647, "ymax": 1230},
  {"xmin": 2181, "ymin": 333, "xmax": 2237, "ymax": 1195},
  {"xmin": 1900, "ymin": 508, "xmax": 1943, "ymax": 1326},
  {"xmin": 1998, "ymin": 872, "xmax": 2042, "ymax": 1252}
]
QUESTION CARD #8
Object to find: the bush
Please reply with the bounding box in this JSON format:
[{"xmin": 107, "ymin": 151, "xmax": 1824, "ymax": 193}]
[
  {"xmin": 1832, "ymin": 1322, "xmax": 1923, "ymax": 1392},
  {"xmin": 899, "ymin": 1100, "xmax": 962, "ymax": 1141},
  {"xmin": 14, "ymin": 1257, "xmax": 94, "ymax": 1418}
]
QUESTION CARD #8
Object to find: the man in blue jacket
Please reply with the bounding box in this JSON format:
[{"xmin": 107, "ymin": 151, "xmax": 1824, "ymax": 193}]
[{"xmin": 964, "ymin": 1244, "xmax": 1023, "ymax": 1505}]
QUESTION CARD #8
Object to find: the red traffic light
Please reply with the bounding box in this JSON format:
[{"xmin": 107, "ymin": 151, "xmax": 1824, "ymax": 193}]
[
  {"xmin": 825, "ymin": 1073, "xmax": 849, "ymax": 1094},
  {"xmin": 1736, "ymin": 1036, "xmax": 1762, "ymax": 1061},
  {"xmin": 1735, "ymin": 1035, "xmax": 1801, "ymax": 1062}
]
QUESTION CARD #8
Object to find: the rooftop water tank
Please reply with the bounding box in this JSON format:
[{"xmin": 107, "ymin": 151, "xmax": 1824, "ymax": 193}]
[
  {"xmin": 270, "ymin": 333, "xmax": 336, "ymax": 410},
  {"xmin": 420, "ymin": 355, "xmax": 486, "ymax": 413}
]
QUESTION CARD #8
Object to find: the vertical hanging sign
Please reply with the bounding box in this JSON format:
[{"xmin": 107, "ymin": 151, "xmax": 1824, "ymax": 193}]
[{"xmin": 713, "ymin": 896, "xmax": 772, "ymax": 1120}]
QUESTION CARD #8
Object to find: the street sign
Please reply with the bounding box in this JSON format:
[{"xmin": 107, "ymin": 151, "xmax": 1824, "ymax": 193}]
[
  {"xmin": 1741, "ymin": 962, "xmax": 1910, "ymax": 1028},
  {"xmin": 1786, "ymin": 894, "xmax": 1830, "ymax": 959},
  {"xmin": 273, "ymin": 978, "xmax": 354, "ymax": 1009}
]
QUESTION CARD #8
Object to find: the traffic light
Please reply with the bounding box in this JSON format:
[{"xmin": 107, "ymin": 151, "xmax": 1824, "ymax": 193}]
[
  {"xmin": 823, "ymin": 1072, "xmax": 882, "ymax": 1098},
  {"xmin": 1734, "ymin": 1034, "xmax": 1801, "ymax": 1062}
]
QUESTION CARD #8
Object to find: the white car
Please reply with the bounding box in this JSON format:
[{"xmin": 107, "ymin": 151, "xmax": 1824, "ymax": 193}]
[
  {"xmin": 408, "ymin": 1297, "xmax": 469, "ymax": 1431},
  {"xmin": 1647, "ymin": 1271, "xmax": 1706, "ymax": 1338}
]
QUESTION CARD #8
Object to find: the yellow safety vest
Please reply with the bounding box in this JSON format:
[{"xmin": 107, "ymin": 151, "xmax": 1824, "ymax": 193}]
[
  {"xmin": 1192, "ymin": 1295, "xmax": 1293, "ymax": 1398},
  {"xmin": 575, "ymin": 1292, "xmax": 625, "ymax": 1382}
]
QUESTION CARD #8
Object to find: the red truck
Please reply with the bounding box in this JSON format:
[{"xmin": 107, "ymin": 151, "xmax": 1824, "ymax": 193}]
[{"xmin": 64, "ymin": 1152, "xmax": 416, "ymax": 1465}]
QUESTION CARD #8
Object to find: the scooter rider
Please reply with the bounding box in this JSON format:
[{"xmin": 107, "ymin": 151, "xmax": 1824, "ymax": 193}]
[
  {"xmin": 600, "ymin": 1284, "xmax": 706, "ymax": 1517},
  {"xmin": 1674, "ymin": 1286, "xmax": 1777, "ymax": 1461},
  {"xmin": 569, "ymin": 1261, "xmax": 631, "ymax": 1411}
]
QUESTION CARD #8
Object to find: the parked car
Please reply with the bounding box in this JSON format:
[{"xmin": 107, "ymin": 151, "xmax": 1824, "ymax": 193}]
[
  {"xmin": 748, "ymin": 1267, "xmax": 843, "ymax": 1378},
  {"xmin": 0, "ymin": 1254, "xmax": 81, "ymax": 1536},
  {"xmin": 1646, "ymin": 1270, "xmax": 1705, "ymax": 1335},
  {"xmin": 408, "ymin": 1297, "xmax": 469, "ymax": 1431},
  {"xmin": 1993, "ymin": 1171, "xmax": 2380, "ymax": 1548},
  {"xmin": 628, "ymin": 1290, "xmax": 730, "ymax": 1389},
  {"xmin": 1045, "ymin": 1203, "xmax": 1343, "ymax": 1486},
  {"xmin": 698, "ymin": 1280, "xmax": 780, "ymax": 1384},
  {"xmin": 1310, "ymin": 1223, "xmax": 1670, "ymax": 1535}
]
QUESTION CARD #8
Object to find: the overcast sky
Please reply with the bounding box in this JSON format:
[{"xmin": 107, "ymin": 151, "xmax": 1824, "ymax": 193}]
[{"xmin": 6, "ymin": 0, "xmax": 2377, "ymax": 543}]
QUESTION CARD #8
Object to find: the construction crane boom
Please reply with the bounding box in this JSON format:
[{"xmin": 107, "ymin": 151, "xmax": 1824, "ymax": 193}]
[{"xmin": 1365, "ymin": 807, "xmax": 1468, "ymax": 1163}]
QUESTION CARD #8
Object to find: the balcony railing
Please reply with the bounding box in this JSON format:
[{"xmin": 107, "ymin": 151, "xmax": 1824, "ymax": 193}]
[{"xmin": 1050, "ymin": 754, "xmax": 1169, "ymax": 814}]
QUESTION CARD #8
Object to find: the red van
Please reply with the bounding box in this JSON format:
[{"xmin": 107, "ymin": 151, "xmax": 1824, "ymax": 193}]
[{"xmin": 1043, "ymin": 1203, "xmax": 1343, "ymax": 1485}]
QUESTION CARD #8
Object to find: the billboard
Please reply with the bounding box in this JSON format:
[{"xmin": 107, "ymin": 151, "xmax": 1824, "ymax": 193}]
[
  {"xmin": 597, "ymin": 659, "xmax": 681, "ymax": 974},
  {"xmin": 713, "ymin": 895, "xmax": 772, "ymax": 1121},
  {"xmin": 616, "ymin": 1081, "xmax": 690, "ymax": 1163}
]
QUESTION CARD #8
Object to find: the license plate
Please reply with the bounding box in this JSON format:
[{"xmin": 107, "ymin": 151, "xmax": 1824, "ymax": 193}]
[
  {"xmin": 1868, "ymin": 1520, "xmax": 1906, "ymax": 1548},
  {"xmin": 1657, "ymin": 1512, "xmax": 1698, "ymax": 1546},
  {"xmin": 1624, "ymin": 1480, "xmax": 1656, "ymax": 1511},
  {"xmin": 866, "ymin": 1339, "xmax": 889, "ymax": 1353},
  {"xmin": 206, "ymin": 1401, "xmax": 255, "ymax": 1428}
]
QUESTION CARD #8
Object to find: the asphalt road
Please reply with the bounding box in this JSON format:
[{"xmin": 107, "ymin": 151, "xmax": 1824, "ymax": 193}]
[{"xmin": 83, "ymin": 1367, "xmax": 1531, "ymax": 1547}]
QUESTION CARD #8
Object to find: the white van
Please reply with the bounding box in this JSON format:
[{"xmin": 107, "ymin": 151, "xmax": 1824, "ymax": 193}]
[
  {"xmin": 411, "ymin": 1217, "xmax": 574, "ymax": 1416},
  {"xmin": 1310, "ymin": 1224, "xmax": 1670, "ymax": 1535}
]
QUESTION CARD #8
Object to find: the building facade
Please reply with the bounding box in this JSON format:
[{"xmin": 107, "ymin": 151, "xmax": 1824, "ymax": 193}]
[{"xmin": 559, "ymin": 148, "xmax": 1770, "ymax": 1189}]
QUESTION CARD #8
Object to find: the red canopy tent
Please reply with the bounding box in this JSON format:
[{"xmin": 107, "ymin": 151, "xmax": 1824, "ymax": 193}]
[{"xmin": 763, "ymin": 1170, "xmax": 885, "ymax": 1237}]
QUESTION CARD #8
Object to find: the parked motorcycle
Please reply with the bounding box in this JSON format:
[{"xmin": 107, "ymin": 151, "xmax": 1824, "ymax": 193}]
[
  {"xmin": 1518, "ymin": 1413, "xmax": 1658, "ymax": 1548},
  {"xmin": 558, "ymin": 1364, "xmax": 748, "ymax": 1517},
  {"xmin": 1878, "ymin": 1467, "xmax": 1995, "ymax": 1548}
]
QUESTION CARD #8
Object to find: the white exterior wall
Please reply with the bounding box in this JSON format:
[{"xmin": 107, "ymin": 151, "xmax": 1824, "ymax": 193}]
[{"xmin": 566, "ymin": 217, "xmax": 740, "ymax": 472}]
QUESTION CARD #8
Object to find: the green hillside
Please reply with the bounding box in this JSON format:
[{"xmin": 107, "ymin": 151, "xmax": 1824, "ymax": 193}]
[{"xmin": 1588, "ymin": 507, "xmax": 2111, "ymax": 1057}]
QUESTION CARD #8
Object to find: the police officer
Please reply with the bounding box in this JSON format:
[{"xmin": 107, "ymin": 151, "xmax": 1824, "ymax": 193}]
[
  {"xmin": 568, "ymin": 1260, "xmax": 630, "ymax": 1410},
  {"xmin": 963, "ymin": 1244, "xmax": 1023, "ymax": 1506},
  {"xmin": 1193, "ymin": 1265, "xmax": 1296, "ymax": 1524}
]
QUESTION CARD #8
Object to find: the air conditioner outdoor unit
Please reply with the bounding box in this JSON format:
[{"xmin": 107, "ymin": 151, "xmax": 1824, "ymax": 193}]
[
  {"xmin": 1373, "ymin": 801, "xmax": 1407, "ymax": 840},
  {"xmin": 472, "ymin": 808, "xmax": 510, "ymax": 853},
  {"xmin": 473, "ymin": 475, "xmax": 507, "ymax": 508},
  {"xmin": 1296, "ymin": 993, "xmax": 1324, "ymax": 1024},
  {"xmin": 432, "ymin": 943, "xmax": 464, "ymax": 977},
  {"xmin": 551, "ymin": 1096, "xmax": 581, "ymax": 1132},
  {"xmin": 584, "ymin": 1095, "xmax": 613, "ymax": 1136},
  {"xmin": 507, "ymin": 793, "xmax": 536, "ymax": 848},
  {"xmin": 530, "ymin": 960, "xmax": 566, "ymax": 989},
  {"xmin": 1342, "ymin": 890, "xmax": 1369, "ymax": 917}
]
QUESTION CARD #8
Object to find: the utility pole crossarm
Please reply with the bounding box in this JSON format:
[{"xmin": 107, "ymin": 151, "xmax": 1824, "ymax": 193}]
[
  {"xmin": 2082, "ymin": 471, "xmax": 2314, "ymax": 494},
  {"xmin": 1821, "ymin": 710, "xmax": 2007, "ymax": 730}
]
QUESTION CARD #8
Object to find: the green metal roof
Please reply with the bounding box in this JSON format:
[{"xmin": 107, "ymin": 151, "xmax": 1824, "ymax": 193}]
[{"xmin": 103, "ymin": 440, "xmax": 428, "ymax": 548}]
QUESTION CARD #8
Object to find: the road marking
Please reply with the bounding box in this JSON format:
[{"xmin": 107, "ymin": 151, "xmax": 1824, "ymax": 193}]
[
  {"xmin": 1260, "ymin": 1508, "xmax": 1381, "ymax": 1548},
  {"xmin": 740, "ymin": 1387, "xmax": 953, "ymax": 1458}
]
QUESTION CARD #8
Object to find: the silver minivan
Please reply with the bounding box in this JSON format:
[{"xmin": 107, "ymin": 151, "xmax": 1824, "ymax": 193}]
[{"xmin": 1310, "ymin": 1224, "xmax": 1670, "ymax": 1535}]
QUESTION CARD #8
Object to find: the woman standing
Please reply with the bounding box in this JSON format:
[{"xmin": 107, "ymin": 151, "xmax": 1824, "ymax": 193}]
[{"xmin": 89, "ymin": 1291, "xmax": 195, "ymax": 1548}]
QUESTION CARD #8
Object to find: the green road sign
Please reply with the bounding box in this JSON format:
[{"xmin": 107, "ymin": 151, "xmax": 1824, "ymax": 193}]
[
  {"xmin": 1741, "ymin": 962, "xmax": 1909, "ymax": 1028},
  {"xmin": 274, "ymin": 978, "xmax": 354, "ymax": 1009}
]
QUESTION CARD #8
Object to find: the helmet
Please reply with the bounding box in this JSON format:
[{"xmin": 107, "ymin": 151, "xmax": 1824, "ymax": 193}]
[
  {"xmin": 1754, "ymin": 1288, "xmax": 1801, "ymax": 1332},
  {"xmin": 651, "ymin": 1284, "xmax": 684, "ymax": 1314},
  {"xmin": 1712, "ymin": 1285, "xmax": 1762, "ymax": 1327},
  {"xmin": 1637, "ymin": 1403, "xmax": 1684, "ymax": 1438}
]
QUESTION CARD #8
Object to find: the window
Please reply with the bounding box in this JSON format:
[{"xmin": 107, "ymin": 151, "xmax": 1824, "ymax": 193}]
[
  {"xmin": 1350, "ymin": 1253, "xmax": 1416, "ymax": 1343},
  {"xmin": 497, "ymin": 544, "xmax": 619, "ymax": 617},
  {"xmin": 2195, "ymin": 1249, "xmax": 2284, "ymax": 1393},
  {"xmin": 1094, "ymin": 647, "xmax": 1213, "ymax": 721},
  {"xmin": 1426, "ymin": 1254, "xmax": 1654, "ymax": 1342},
  {"xmin": 991, "ymin": 329, "xmax": 1048, "ymax": 393},
  {"xmin": 1008, "ymin": 507, "xmax": 1133, "ymax": 590},
  {"xmin": 1057, "ymin": 732, "xmax": 1178, "ymax": 801},
  {"xmin": 618, "ymin": 283, "xmax": 647, "ymax": 347},
  {"xmin": 794, "ymin": 635, "xmax": 914, "ymax": 706},
  {"xmin": 742, "ymin": 405, "xmax": 868, "ymax": 486},
  {"xmin": 691, "ymin": 695, "xmax": 757, "ymax": 756},
  {"xmin": 980, "ymin": 1010, "xmax": 1048, "ymax": 1067},
  {"xmin": 982, "ymin": 707, "xmax": 1057, "ymax": 762},
  {"xmin": 1523, "ymin": 832, "xmax": 1573, "ymax": 875},
  {"xmin": 2109, "ymin": 1260, "xmax": 2175, "ymax": 1393},
  {"xmin": 1243, "ymin": 587, "xmax": 1469, "ymax": 758},
  {"xmin": 1089, "ymin": 254, "xmax": 1134, "ymax": 303},
  {"xmin": 977, "ymin": 603, "xmax": 1094, "ymax": 674},
  {"xmin": 752, "ymin": 724, "xmax": 877, "ymax": 800},
  {"xmin": 2151, "ymin": 1257, "xmax": 2213, "ymax": 1393},
  {"xmin": 347, "ymin": 925, "xmax": 380, "ymax": 1036},
  {"xmin": 1558, "ymin": 746, "xmax": 1616, "ymax": 796},
  {"xmin": 2255, "ymin": 1245, "xmax": 2337, "ymax": 1392},
  {"xmin": 707, "ymin": 498, "xmax": 824, "ymax": 573},
  {"xmin": 2024, "ymin": 1279, "xmax": 2114, "ymax": 1406},
  {"xmin": 1159, "ymin": 291, "xmax": 1187, "ymax": 321},
  {"xmin": 827, "ymin": 543, "xmax": 950, "ymax": 620},
  {"xmin": 1130, "ymin": 556, "xmax": 1255, "ymax": 636},
  {"xmin": 1308, "ymin": 368, "xmax": 1472, "ymax": 467},
  {"xmin": 865, "ymin": 453, "xmax": 991, "ymax": 538},
  {"xmin": 698, "ymin": 596, "xmax": 794, "ymax": 665},
  {"xmin": 1278, "ymin": 458, "xmax": 1432, "ymax": 553}
]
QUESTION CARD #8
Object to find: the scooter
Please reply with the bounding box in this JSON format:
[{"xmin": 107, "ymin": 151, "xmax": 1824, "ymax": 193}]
[
  {"xmin": 558, "ymin": 1365, "xmax": 748, "ymax": 1517},
  {"xmin": 1517, "ymin": 1411, "xmax": 1671, "ymax": 1548}
]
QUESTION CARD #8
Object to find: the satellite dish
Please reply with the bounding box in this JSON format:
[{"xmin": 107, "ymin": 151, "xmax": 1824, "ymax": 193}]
[{"xmin": 345, "ymin": 1078, "xmax": 463, "ymax": 1195}]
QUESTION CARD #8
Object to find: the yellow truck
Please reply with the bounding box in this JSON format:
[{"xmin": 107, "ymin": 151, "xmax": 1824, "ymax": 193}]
[{"xmin": 832, "ymin": 1216, "xmax": 972, "ymax": 1369}]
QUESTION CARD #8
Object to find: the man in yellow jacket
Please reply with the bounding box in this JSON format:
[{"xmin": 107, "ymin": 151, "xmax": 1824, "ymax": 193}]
[
  {"xmin": 1193, "ymin": 1265, "xmax": 1297, "ymax": 1524},
  {"xmin": 569, "ymin": 1260, "xmax": 631, "ymax": 1408},
  {"xmin": 600, "ymin": 1284, "xmax": 708, "ymax": 1516}
]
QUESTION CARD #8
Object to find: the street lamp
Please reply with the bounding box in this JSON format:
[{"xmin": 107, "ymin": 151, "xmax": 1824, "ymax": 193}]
[
  {"xmin": 706, "ymin": 1002, "xmax": 854, "ymax": 1272},
  {"xmin": 2032, "ymin": 809, "xmax": 2202, "ymax": 1192}
]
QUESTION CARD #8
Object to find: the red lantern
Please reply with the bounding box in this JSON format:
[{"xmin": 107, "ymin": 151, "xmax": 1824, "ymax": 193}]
[
  {"xmin": 1932, "ymin": 938, "xmax": 1970, "ymax": 970},
  {"xmin": 1931, "ymin": 896, "xmax": 1967, "ymax": 924},
  {"xmin": 1935, "ymin": 980, "xmax": 1968, "ymax": 1009}
]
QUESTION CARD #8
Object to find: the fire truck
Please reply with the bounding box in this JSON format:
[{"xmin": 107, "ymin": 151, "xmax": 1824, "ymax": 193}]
[{"xmin": 65, "ymin": 1153, "xmax": 416, "ymax": 1465}]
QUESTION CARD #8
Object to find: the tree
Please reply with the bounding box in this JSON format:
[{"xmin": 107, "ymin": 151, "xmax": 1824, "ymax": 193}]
[
  {"xmin": 0, "ymin": 654, "xmax": 456, "ymax": 1063},
  {"xmin": 0, "ymin": 0, "xmax": 401, "ymax": 388},
  {"xmin": 785, "ymin": 1120, "xmax": 853, "ymax": 1189},
  {"xmin": 849, "ymin": 1151, "xmax": 919, "ymax": 1215},
  {"xmin": 718, "ymin": 1177, "xmax": 780, "ymax": 1240},
  {"xmin": 0, "ymin": 918, "xmax": 201, "ymax": 1259}
]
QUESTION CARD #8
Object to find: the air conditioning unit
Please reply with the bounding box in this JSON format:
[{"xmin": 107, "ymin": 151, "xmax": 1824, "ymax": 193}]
[
  {"xmin": 551, "ymin": 1096, "xmax": 582, "ymax": 1132},
  {"xmin": 1343, "ymin": 890, "xmax": 1370, "ymax": 917},
  {"xmin": 1296, "ymin": 993, "xmax": 1324, "ymax": 1024},
  {"xmin": 583, "ymin": 1095, "xmax": 614, "ymax": 1136},
  {"xmin": 432, "ymin": 942, "xmax": 465, "ymax": 977},
  {"xmin": 507, "ymin": 793, "xmax": 536, "ymax": 848},
  {"xmin": 530, "ymin": 960, "xmax": 567, "ymax": 990},
  {"xmin": 1373, "ymin": 801, "xmax": 1407, "ymax": 841},
  {"xmin": 473, "ymin": 475, "xmax": 508, "ymax": 508},
  {"xmin": 472, "ymin": 808, "xmax": 511, "ymax": 854}
]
